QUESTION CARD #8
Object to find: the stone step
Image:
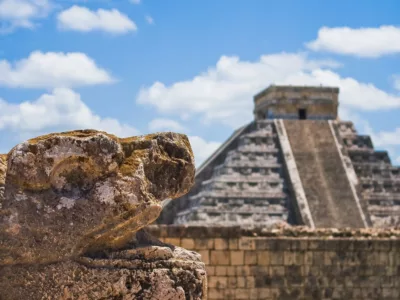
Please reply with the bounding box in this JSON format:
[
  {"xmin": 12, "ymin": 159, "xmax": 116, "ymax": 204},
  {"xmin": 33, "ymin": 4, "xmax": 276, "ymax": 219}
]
[
  {"xmin": 215, "ymin": 162, "xmax": 281, "ymax": 169},
  {"xmin": 170, "ymin": 120, "xmax": 291, "ymax": 225},
  {"xmin": 355, "ymin": 168, "xmax": 400, "ymax": 179},
  {"xmin": 364, "ymin": 192, "xmax": 400, "ymax": 201},
  {"xmin": 349, "ymin": 150, "xmax": 391, "ymax": 164},
  {"xmin": 203, "ymin": 176, "xmax": 284, "ymax": 184},
  {"xmin": 235, "ymin": 146, "xmax": 280, "ymax": 152},
  {"xmin": 284, "ymin": 120, "xmax": 366, "ymax": 228},
  {"xmin": 189, "ymin": 190, "xmax": 286, "ymax": 200},
  {"xmin": 176, "ymin": 208, "xmax": 287, "ymax": 218},
  {"xmin": 196, "ymin": 198, "xmax": 288, "ymax": 206},
  {"xmin": 341, "ymin": 135, "xmax": 374, "ymax": 150}
]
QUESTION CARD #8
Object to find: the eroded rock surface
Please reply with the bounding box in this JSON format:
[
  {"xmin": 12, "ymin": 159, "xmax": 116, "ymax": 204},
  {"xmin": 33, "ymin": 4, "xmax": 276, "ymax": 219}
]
[
  {"xmin": 0, "ymin": 130, "xmax": 206, "ymax": 299},
  {"xmin": 1, "ymin": 229, "xmax": 206, "ymax": 300}
]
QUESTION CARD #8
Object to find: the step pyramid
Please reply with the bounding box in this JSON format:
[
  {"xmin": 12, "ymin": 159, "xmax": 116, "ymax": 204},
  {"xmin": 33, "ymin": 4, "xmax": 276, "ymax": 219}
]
[{"xmin": 160, "ymin": 85, "xmax": 400, "ymax": 228}]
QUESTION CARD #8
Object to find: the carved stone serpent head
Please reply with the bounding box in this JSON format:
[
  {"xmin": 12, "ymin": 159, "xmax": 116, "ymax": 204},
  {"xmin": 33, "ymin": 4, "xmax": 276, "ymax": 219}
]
[{"xmin": 0, "ymin": 130, "xmax": 195, "ymax": 265}]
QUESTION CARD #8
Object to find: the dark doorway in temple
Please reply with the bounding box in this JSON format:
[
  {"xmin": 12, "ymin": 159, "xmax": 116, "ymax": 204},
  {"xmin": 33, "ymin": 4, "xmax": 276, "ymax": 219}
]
[{"xmin": 299, "ymin": 108, "xmax": 307, "ymax": 120}]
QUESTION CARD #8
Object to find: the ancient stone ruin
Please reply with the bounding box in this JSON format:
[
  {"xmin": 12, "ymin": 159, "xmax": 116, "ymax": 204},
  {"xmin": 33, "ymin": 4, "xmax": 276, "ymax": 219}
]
[
  {"xmin": 0, "ymin": 130, "xmax": 207, "ymax": 299},
  {"xmin": 155, "ymin": 85, "xmax": 400, "ymax": 300},
  {"xmin": 1, "ymin": 85, "xmax": 399, "ymax": 300},
  {"xmin": 160, "ymin": 85, "xmax": 400, "ymax": 229}
]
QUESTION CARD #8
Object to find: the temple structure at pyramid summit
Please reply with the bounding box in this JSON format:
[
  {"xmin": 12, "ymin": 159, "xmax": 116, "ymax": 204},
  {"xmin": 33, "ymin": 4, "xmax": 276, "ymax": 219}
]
[{"xmin": 160, "ymin": 85, "xmax": 400, "ymax": 228}]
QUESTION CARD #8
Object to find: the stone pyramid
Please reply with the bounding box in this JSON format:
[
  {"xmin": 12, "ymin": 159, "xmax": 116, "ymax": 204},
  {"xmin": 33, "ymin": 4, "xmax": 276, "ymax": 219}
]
[{"xmin": 160, "ymin": 85, "xmax": 400, "ymax": 228}]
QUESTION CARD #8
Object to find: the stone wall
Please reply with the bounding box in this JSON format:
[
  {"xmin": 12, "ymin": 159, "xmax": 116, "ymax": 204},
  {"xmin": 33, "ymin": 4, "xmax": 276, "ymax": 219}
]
[{"xmin": 148, "ymin": 225, "xmax": 400, "ymax": 300}]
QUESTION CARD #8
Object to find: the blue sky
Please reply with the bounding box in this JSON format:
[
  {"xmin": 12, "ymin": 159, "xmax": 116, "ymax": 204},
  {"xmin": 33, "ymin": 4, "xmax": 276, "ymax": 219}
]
[{"xmin": 0, "ymin": 0, "xmax": 400, "ymax": 166}]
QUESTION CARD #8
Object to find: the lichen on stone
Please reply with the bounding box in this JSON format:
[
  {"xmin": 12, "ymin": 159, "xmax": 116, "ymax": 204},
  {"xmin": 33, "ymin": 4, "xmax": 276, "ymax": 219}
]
[
  {"xmin": 0, "ymin": 154, "xmax": 6, "ymax": 185},
  {"xmin": 0, "ymin": 129, "xmax": 206, "ymax": 299}
]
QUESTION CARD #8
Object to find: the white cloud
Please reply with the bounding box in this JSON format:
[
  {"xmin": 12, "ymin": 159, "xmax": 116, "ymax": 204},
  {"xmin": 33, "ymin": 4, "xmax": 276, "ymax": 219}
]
[
  {"xmin": 0, "ymin": 51, "xmax": 113, "ymax": 88},
  {"xmin": 371, "ymin": 128, "xmax": 400, "ymax": 147},
  {"xmin": 340, "ymin": 107, "xmax": 400, "ymax": 149},
  {"xmin": 137, "ymin": 53, "xmax": 400, "ymax": 128},
  {"xmin": 393, "ymin": 75, "xmax": 400, "ymax": 91},
  {"xmin": 0, "ymin": 90, "xmax": 218, "ymax": 166},
  {"xmin": 58, "ymin": 5, "xmax": 137, "ymax": 34},
  {"xmin": 0, "ymin": 0, "xmax": 52, "ymax": 33},
  {"xmin": 298, "ymin": 70, "xmax": 400, "ymax": 110},
  {"xmin": 0, "ymin": 88, "xmax": 138, "ymax": 139},
  {"xmin": 148, "ymin": 118, "xmax": 186, "ymax": 132},
  {"xmin": 188, "ymin": 136, "xmax": 221, "ymax": 167},
  {"xmin": 306, "ymin": 26, "xmax": 400, "ymax": 58},
  {"xmin": 145, "ymin": 15, "xmax": 154, "ymax": 25},
  {"xmin": 339, "ymin": 107, "xmax": 400, "ymax": 166},
  {"xmin": 130, "ymin": 0, "xmax": 140, "ymax": 4},
  {"xmin": 364, "ymin": 127, "xmax": 400, "ymax": 166}
]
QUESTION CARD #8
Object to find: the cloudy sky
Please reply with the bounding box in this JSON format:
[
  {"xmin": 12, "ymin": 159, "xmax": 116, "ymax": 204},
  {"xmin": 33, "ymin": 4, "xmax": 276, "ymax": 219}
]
[{"xmin": 0, "ymin": 0, "xmax": 399, "ymax": 166}]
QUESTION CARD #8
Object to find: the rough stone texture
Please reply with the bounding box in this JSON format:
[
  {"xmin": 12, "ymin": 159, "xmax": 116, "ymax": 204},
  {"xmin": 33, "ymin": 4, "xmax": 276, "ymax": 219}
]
[
  {"xmin": 0, "ymin": 230, "xmax": 207, "ymax": 300},
  {"xmin": 149, "ymin": 225, "xmax": 400, "ymax": 300},
  {"xmin": 0, "ymin": 130, "xmax": 207, "ymax": 299}
]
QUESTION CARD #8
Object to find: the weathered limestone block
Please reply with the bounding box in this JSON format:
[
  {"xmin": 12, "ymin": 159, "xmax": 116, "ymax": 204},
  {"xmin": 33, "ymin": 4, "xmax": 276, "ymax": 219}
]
[
  {"xmin": 0, "ymin": 230, "xmax": 207, "ymax": 300},
  {"xmin": 0, "ymin": 130, "xmax": 206, "ymax": 299}
]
